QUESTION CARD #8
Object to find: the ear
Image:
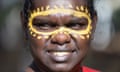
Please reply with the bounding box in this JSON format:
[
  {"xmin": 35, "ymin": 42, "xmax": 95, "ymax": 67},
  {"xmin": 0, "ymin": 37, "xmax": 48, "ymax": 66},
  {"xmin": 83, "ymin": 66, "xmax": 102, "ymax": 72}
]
[
  {"xmin": 20, "ymin": 11, "xmax": 28, "ymax": 40},
  {"xmin": 91, "ymin": 12, "xmax": 97, "ymax": 40},
  {"xmin": 20, "ymin": 11, "xmax": 24, "ymax": 28}
]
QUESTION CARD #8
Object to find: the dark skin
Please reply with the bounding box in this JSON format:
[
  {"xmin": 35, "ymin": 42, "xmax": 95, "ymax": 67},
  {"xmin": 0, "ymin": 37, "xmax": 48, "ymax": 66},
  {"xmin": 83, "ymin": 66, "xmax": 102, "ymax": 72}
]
[{"xmin": 21, "ymin": 0, "xmax": 97, "ymax": 72}]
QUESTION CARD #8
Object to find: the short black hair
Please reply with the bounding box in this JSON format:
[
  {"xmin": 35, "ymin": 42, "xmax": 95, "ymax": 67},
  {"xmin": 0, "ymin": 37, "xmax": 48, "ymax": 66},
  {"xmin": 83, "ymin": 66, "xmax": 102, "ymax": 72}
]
[
  {"xmin": 23, "ymin": 0, "xmax": 32, "ymax": 21},
  {"xmin": 22, "ymin": 0, "xmax": 96, "ymax": 24},
  {"xmin": 86, "ymin": 0, "xmax": 96, "ymax": 18}
]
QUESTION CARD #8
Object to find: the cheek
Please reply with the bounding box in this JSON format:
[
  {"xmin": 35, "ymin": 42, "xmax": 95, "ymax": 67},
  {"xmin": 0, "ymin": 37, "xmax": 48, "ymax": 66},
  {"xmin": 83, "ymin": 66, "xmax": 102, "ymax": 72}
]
[
  {"xmin": 28, "ymin": 37, "xmax": 49, "ymax": 60},
  {"xmin": 77, "ymin": 38, "xmax": 90, "ymax": 58},
  {"xmin": 73, "ymin": 34, "xmax": 90, "ymax": 50},
  {"xmin": 29, "ymin": 36, "xmax": 46, "ymax": 52},
  {"xmin": 78, "ymin": 39, "xmax": 89, "ymax": 52}
]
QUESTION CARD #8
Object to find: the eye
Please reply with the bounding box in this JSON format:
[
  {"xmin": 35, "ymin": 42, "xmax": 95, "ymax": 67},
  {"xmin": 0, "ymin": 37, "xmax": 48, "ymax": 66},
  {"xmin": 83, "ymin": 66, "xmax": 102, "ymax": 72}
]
[
  {"xmin": 66, "ymin": 22, "xmax": 88, "ymax": 30},
  {"xmin": 33, "ymin": 22, "xmax": 57, "ymax": 31}
]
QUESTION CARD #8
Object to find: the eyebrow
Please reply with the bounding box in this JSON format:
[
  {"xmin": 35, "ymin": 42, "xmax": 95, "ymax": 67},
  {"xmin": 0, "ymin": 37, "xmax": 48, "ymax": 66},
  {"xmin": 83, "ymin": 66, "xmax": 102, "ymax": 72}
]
[
  {"xmin": 32, "ymin": 16, "xmax": 51, "ymax": 23},
  {"xmin": 32, "ymin": 15, "xmax": 88, "ymax": 25},
  {"xmin": 66, "ymin": 17, "xmax": 88, "ymax": 24}
]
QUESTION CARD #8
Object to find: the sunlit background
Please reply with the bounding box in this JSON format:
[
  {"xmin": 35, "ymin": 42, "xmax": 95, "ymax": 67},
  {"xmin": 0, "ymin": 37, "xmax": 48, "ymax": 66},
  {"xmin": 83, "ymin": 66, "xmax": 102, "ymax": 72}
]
[{"xmin": 0, "ymin": 0, "xmax": 120, "ymax": 72}]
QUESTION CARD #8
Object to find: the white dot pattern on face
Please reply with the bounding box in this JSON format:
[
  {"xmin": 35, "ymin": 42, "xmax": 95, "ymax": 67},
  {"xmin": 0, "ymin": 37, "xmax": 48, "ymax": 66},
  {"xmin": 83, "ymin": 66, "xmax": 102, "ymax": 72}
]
[{"xmin": 28, "ymin": 5, "xmax": 92, "ymax": 40}]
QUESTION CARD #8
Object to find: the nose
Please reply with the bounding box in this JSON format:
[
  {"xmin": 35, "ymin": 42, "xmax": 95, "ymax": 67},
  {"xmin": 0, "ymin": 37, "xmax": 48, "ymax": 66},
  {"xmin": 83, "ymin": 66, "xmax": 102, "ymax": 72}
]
[{"xmin": 51, "ymin": 32, "xmax": 71, "ymax": 45}]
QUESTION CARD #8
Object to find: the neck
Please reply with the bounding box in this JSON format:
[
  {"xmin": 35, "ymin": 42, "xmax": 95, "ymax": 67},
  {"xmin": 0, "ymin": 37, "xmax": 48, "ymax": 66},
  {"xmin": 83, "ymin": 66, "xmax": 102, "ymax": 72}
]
[{"xmin": 28, "ymin": 61, "xmax": 83, "ymax": 72}]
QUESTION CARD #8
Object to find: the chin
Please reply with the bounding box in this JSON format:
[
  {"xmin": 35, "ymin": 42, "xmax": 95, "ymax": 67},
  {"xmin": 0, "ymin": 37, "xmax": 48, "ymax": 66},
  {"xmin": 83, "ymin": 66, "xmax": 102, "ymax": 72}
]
[{"xmin": 49, "ymin": 63, "xmax": 74, "ymax": 72}]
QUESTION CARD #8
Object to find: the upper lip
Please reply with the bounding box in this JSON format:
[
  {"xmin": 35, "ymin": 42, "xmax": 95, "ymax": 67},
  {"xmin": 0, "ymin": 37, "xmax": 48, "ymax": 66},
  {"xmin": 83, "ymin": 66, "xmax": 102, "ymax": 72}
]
[{"xmin": 45, "ymin": 45, "xmax": 76, "ymax": 52}]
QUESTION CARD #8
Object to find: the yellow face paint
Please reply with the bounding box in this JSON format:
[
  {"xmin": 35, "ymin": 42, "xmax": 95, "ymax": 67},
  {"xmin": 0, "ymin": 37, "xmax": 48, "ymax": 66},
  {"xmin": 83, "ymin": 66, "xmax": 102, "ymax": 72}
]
[{"xmin": 28, "ymin": 5, "xmax": 92, "ymax": 40}]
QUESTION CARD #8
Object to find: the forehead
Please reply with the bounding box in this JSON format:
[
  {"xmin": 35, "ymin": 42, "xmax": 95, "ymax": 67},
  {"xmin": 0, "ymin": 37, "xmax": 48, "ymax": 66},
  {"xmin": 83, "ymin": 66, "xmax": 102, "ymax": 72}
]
[{"xmin": 31, "ymin": 0, "xmax": 87, "ymax": 8}]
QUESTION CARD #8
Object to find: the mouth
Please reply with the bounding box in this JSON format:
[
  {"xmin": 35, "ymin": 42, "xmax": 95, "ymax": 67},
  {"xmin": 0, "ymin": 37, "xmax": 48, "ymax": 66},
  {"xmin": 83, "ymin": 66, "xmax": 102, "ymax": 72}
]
[
  {"xmin": 52, "ymin": 51, "xmax": 72, "ymax": 57},
  {"xmin": 47, "ymin": 50, "xmax": 76, "ymax": 62}
]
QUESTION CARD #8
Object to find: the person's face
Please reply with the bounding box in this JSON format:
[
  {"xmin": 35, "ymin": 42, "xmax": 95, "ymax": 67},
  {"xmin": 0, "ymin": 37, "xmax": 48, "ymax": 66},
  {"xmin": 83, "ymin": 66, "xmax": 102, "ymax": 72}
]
[{"xmin": 22, "ymin": 0, "xmax": 96, "ymax": 72}]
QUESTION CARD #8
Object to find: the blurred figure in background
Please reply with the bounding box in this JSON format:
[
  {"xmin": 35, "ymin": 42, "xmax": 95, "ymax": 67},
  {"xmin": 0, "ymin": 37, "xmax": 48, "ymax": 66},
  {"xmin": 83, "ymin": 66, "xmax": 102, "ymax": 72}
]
[
  {"xmin": 92, "ymin": 0, "xmax": 113, "ymax": 51},
  {"xmin": 0, "ymin": 0, "xmax": 30, "ymax": 72},
  {"xmin": 84, "ymin": 0, "xmax": 120, "ymax": 72}
]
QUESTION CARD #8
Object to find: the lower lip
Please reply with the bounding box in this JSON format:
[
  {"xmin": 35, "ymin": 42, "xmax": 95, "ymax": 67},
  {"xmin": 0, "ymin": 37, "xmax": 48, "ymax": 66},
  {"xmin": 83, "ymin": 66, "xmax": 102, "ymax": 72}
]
[{"xmin": 48, "ymin": 52, "xmax": 74, "ymax": 62}]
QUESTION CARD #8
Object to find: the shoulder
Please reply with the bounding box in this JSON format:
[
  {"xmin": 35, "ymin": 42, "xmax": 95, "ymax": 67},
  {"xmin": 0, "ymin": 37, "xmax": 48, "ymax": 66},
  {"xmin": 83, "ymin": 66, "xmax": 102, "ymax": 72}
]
[{"xmin": 82, "ymin": 66, "xmax": 100, "ymax": 72}]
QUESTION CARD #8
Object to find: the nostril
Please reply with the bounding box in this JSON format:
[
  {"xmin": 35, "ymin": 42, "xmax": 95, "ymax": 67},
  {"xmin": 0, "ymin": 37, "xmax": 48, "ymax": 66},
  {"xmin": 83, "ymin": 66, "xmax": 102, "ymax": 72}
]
[
  {"xmin": 66, "ymin": 35, "xmax": 71, "ymax": 42},
  {"xmin": 51, "ymin": 32, "xmax": 71, "ymax": 45}
]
